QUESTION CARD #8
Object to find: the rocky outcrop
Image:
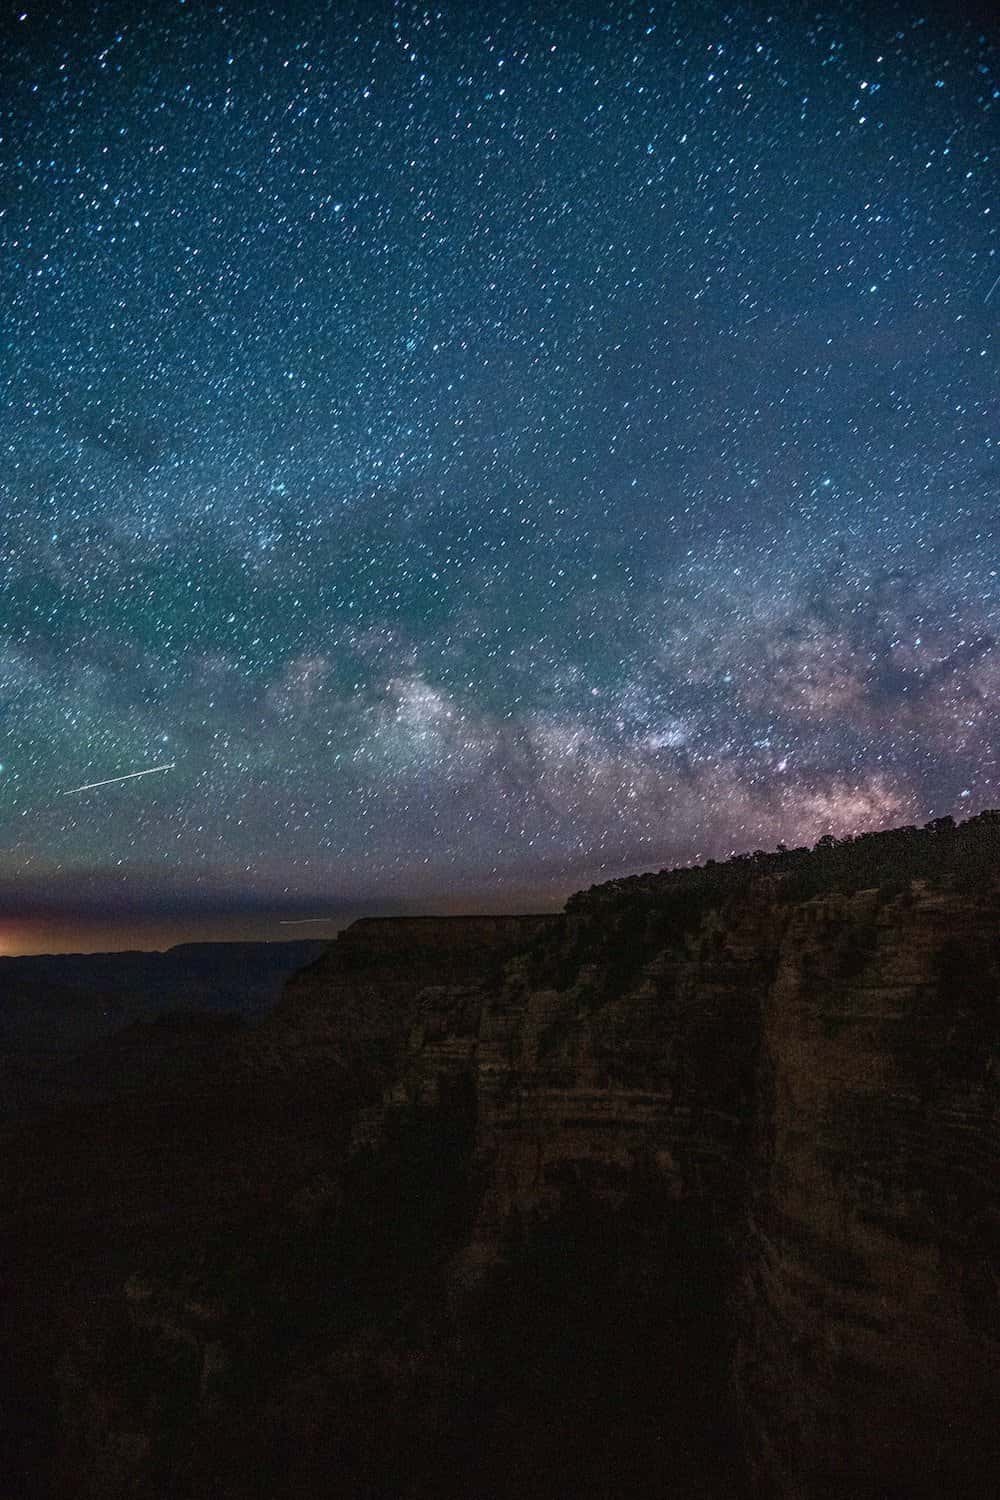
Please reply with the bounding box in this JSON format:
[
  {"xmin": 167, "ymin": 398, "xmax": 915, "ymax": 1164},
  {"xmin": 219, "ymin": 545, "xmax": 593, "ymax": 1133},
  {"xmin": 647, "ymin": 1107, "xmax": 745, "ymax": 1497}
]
[
  {"xmin": 240, "ymin": 915, "xmax": 556, "ymax": 1085},
  {"xmin": 7, "ymin": 842, "xmax": 1000, "ymax": 1498}
]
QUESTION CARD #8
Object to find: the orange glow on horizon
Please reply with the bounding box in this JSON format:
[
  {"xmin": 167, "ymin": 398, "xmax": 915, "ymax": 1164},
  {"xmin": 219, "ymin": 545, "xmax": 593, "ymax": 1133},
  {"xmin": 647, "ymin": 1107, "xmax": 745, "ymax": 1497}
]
[{"xmin": 0, "ymin": 913, "xmax": 345, "ymax": 956}]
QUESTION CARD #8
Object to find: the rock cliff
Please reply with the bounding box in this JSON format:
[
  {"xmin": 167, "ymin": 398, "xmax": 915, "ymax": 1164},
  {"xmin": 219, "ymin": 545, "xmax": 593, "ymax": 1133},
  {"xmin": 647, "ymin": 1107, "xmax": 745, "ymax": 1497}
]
[
  {"xmin": 737, "ymin": 883, "xmax": 1000, "ymax": 1498},
  {"xmin": 5, "ymin": 822, "xmax": 1000, "ymax": 1499}
]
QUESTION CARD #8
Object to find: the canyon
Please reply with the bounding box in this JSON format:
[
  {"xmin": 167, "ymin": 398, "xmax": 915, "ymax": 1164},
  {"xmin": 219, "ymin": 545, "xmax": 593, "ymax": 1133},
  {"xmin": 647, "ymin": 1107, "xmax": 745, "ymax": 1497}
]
[
  {"xmin": 0, "ymin": 940, "xmax": 324, "ymax": 1115},
  {"xmin": 1, "ymin": 820, "xmax": 998, "ymax": 1497}
]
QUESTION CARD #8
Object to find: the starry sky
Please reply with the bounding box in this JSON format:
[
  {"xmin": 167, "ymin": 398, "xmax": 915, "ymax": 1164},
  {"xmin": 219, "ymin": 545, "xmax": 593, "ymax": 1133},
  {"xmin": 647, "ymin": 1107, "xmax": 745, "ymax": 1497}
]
[{"xmin": 0, "ymin": 0, "xmax": 996, "ymax": 951}]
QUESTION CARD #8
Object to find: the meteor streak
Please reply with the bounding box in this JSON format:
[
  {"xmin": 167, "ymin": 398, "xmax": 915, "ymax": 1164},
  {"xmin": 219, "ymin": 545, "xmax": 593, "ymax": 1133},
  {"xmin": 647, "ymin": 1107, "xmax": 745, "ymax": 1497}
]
[{"xmin": 62, "ymin": 762, "xmax": 176, "ymax": 794}]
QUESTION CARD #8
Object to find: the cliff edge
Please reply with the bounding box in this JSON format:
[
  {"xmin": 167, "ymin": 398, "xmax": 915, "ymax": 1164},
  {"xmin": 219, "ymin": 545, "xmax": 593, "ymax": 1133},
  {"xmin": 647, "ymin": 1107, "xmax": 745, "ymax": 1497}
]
[{"xmin": 6, "ymin": 818, "xmax": 1000, "ymax": 1499}]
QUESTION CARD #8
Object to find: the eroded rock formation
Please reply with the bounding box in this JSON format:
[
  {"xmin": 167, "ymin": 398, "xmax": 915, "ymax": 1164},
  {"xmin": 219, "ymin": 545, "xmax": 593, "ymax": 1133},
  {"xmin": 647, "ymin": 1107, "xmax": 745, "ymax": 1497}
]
[{"xmin": 4, "ymin": 831, "xmax": 999, "ymax": 1499}]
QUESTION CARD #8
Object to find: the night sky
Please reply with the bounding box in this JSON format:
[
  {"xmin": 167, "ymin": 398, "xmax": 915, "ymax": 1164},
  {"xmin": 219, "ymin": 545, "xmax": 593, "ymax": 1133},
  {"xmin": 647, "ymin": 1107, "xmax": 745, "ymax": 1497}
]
[{"xmin": 0, "ymin": 1, "xmax": 996, "ymax": 952}]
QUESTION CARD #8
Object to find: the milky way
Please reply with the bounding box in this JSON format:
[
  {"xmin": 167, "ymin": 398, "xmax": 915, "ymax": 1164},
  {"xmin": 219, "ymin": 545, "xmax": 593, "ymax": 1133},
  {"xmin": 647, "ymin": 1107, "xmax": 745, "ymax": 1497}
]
[{"xmin": 0, "ymin": 1, "xmax": 996, "ymax": 944}]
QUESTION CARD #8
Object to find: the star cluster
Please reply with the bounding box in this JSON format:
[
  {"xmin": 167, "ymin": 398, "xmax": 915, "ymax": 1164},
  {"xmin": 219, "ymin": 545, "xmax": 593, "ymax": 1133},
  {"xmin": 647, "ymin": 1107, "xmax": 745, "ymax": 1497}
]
[{"xmin": 0, "ymin": 0, "xmax": 996, "ymax": 947}]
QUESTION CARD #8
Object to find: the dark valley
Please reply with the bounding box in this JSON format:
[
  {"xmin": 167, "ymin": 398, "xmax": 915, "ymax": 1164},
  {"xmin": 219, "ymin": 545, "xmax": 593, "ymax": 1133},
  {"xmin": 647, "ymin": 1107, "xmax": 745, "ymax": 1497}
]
[{"xmin": 0, "ymin": 941, "xmax": 324, "ymax": 1116}]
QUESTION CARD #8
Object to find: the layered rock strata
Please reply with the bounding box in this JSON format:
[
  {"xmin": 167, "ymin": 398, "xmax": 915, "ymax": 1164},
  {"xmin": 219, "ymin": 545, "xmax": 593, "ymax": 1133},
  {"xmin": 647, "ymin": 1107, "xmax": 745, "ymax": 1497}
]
[
  {"xmin": 736, "ymin": 885, "xmax": 1000, "ymax": 1499},
  {"xmin": 8, "ymin": 874, "xmax": 999, "ymax": 1498}
]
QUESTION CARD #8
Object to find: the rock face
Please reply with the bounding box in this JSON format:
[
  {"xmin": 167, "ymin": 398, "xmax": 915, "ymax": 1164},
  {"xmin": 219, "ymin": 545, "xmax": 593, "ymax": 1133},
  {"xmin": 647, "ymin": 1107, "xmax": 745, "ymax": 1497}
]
[
  {"xmin": 240, "ymin": 915, "xmax": 556, "ymax": 1085},
  {"xmin": 5, "ymin": 845, "xmax": 1000, "ymax": 1499},
  {"xmin": 737, "ymin": 885, "xmax": 1000, "ymax": 1499}
]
